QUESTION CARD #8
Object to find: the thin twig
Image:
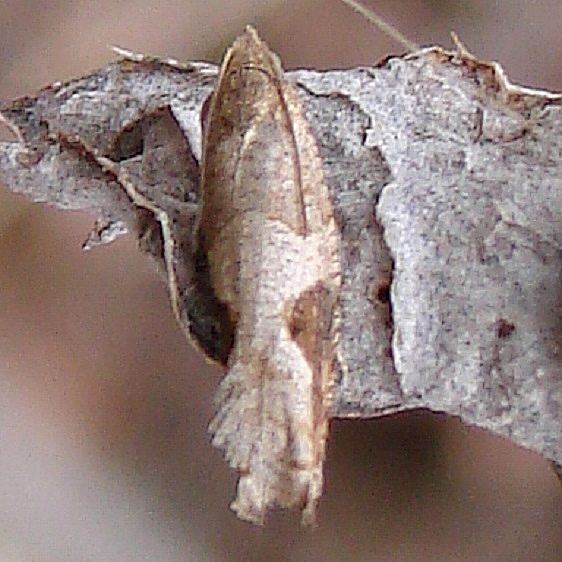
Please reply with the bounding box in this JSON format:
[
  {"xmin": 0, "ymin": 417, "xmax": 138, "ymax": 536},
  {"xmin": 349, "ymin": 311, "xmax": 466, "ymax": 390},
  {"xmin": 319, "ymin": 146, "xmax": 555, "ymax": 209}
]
[{"xmin": 338, "ymin": 0, "xmax": 419, "ymax": 52}]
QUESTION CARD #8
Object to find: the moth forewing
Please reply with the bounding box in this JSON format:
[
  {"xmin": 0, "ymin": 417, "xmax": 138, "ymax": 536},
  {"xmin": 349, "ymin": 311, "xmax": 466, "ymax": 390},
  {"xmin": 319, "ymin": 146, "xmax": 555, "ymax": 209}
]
[{"xmin": 199, "ymin": 26, "xmax": 341, "ymax": 525}]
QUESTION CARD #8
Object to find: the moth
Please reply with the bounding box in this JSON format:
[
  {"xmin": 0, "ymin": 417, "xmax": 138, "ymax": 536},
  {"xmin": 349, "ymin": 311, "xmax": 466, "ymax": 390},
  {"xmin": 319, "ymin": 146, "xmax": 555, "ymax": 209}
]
[{"xmin": 198, "ymin": 27, "xmax": 341, "ymax": 525}]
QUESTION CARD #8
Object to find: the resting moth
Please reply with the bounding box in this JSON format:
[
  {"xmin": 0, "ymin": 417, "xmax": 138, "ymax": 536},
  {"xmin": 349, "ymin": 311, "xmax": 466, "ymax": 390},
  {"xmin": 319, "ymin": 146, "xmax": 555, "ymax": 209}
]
[{"xmin": 198, "ymin": 26, "xmax": 341, "ymax": 525}]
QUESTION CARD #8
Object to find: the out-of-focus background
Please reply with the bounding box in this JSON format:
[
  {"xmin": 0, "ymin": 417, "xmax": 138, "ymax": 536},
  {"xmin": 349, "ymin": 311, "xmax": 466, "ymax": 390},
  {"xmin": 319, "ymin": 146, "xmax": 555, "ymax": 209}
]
[{"xmin": 0, "ymin": 1, "xmax": 561, "ymax": 560}]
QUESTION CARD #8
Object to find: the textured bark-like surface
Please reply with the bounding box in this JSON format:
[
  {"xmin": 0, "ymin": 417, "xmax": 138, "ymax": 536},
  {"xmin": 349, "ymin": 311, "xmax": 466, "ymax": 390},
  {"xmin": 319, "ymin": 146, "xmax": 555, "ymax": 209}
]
[{"xmin": 0, "ymin": 40, "xmax": 560, "ymax": 477}]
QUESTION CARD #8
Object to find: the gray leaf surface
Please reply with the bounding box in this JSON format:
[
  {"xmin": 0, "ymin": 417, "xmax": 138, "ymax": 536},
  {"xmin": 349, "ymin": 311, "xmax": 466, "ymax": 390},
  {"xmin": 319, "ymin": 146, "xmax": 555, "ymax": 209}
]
[{"xmin": 1, "ymin": 45, "xmax": 560, "ymax": 470}]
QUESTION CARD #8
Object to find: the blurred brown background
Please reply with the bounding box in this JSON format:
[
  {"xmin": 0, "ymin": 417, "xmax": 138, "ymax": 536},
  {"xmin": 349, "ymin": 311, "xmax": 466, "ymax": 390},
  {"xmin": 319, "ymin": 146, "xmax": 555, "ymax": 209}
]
[{"xmin": 0, "ymin": 1, "xmax": 561, "ymax": 561}]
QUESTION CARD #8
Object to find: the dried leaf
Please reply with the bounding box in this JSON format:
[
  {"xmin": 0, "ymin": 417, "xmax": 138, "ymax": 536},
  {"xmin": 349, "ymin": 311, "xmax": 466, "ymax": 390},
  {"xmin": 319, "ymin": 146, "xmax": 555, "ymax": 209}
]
[{"xmin": 1, "ymin": 28, "xmax": 561, "ymax": 524}]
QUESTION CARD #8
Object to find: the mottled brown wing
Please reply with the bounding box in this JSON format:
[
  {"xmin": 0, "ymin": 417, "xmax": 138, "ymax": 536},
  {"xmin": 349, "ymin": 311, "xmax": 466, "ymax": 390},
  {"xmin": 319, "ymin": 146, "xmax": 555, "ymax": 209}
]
[{"xmin": 199, "ymin": 27, "xmax": 341, "ymax": 525}]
